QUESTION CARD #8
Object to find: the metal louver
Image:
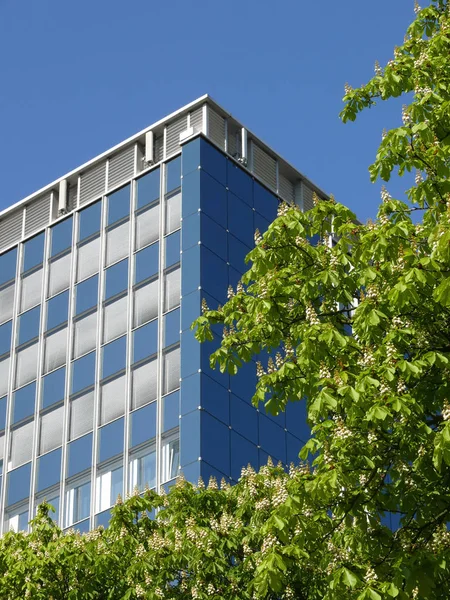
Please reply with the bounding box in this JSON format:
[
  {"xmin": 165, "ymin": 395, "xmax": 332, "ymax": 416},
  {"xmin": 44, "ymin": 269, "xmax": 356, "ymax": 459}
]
[
  {"xmin": 279, "ymin": 173, "xmax": 295, "ymax": 204},
  {"xmin": 155, "ymin": 136, "xmax": 164, "ymax": 162},
  {"xmin": 68, "ymin": 181, "xmax": 78, "ymax": 211},
  {"xmin": 208, "ymin": 108, "xmax": 226, "ymax": 150},
  {"xmin": 303, "ymin": 184, "xmax": 314, "ymax": 211},
  {"xmin": 252, "ymin": 144, "xmax": 277, "ymax": 192},
  {"xmin": 79, "ymin": 162, "xmax": 106, "ymax": 206},
  {"xmin": 190, "ymin": 106, "xmax": 203, "ymax": 133},
  {"xmin": 165, "ymin": 116, "xmax": 188, "ymax": 159},
  {"xmin": 0, "ymin": 210, "xmax": 23, "ymax": 251},
  {"xmin": 24, "ymin": 193, "xmax": 51, "ymax": 237},
  {"xmin": 108, "ymin": 145, "xmax": 135, "ymax": 190}
]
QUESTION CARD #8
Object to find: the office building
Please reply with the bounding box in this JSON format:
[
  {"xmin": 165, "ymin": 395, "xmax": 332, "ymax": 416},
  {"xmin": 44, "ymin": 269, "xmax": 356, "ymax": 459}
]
[{"xmin": 0, "ymin": 96, "xmax": 325, "ymax": 533}]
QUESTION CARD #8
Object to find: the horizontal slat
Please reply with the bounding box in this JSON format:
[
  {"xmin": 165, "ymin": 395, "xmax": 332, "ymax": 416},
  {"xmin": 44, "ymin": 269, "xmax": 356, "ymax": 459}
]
[
  {"xmin": 165, "ymin": 116, "xmax": 188, "ymax": 158},
  {"xmin": 279, "ymin": 173, "xmax": 295, "ymax": 204},
  {"xmin": 0, "ymin": 210, "xmax": 23, "ymax": 251},
  {"xmin": 208, "ymin": 108, "xmax": 225, "ymax": 150},
  {"xmin": 79, "ymin": 162, "xmax": 106, "ymax": 206},
  {"xmin": 24, "ymin": 193, "xmax": 51, "ymax": 237},
  {"xmin": 303, "ymin": 183, "xmax": 314, "ymax": 211},
  {"xmin": 108, "ymin": 145, "xmax": 135, "ymax": 190},
  {"xmin": 253, "ymin": 144, "xmax": 277, "ymax": 192},
  {"xmin": 190, "ymin": 106, "xmax": 203, "ymax": 133}
]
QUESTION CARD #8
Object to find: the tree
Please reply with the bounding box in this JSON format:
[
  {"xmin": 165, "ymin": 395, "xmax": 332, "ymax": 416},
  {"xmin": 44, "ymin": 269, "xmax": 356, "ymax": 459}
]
[{"xmin": 2, "ymin": 2, "xmax": 450, "ymax": 598}]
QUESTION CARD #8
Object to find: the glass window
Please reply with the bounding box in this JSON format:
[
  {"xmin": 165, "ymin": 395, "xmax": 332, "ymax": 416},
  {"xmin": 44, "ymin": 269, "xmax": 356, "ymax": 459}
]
[
  {"xmin": 15, "ymin": 343, "xmax": 38, "ymax": 388},
  {"xmin": 135, "ymin": 203, "xmax": 159, "ymax": 251},
  {"xmin": 73, "ymin": 312, "xmax": 97, "ymax": 359},
  {"xmin": 0, "ymin": 247, "xmax": 17, "ymax": 286},
  {"xmin": 44, "ymin": 327, "xmax": 67, "ymax": 373},
  {"xmin": 9, "ymin": 421, "xmax": 34, "ymax": 469},
  {"xmin": 133, "ymin": 321, "xmax": 157, "ymax": 364},
  {"xmin": 42, "ymin": 367, "xmax": 65, "ymax": 409},
  {"xmin": 0, "ymin": 284, "xmax": 15, "ymax": 325},
  {"xmin": 76, "ymin": 275, "xmax": 98, "ymax": 315},
  {"xmin": 106, "ymin": 221, "xmax": 129, "ymax": 266},
  {"xmin": 21, "ymin": 268, "xmax": 43, "ymax": 312},
  {"xmin": 7, "ymin": 463, "xmax": 31, "ymax": 506},
  {"xmin": 0, "ymin": 321, "xmax": 12, "ymax": 357},
  {"xmin": 165, "ymin": 191, "xmax": 181, "ymax": 235},
  {"xmin": 71, "ymin": 352, "xmax": 96, "ymax": 395},
  {"xmin": 96, "ymin": 465, "xmax": 123, "ymax": 513},
  {"xmin": 107, "ymin": 184, "xmax": 130, "ymax": 226},
  {"xmin": 102, "ymin": 336, "xmax": 127, "ymax": 379},
  {"xmin": 134, "ymin": 279, "xmax": 158, "ymax": 328},
  {"xmin": 51, "ymin": 217, "xmax": 73, "ymax": 257},
  {"xmin": 131, "ymin": 359, "xmax": 157, "ymax": 410},
  {"xmin": 103, "ymin": 295, "xmax": 128, "ymax": 344},
  {"xmin": 18, "ymin": 306, "xmax": 40, "ymax": 346},
  {"xmin": 0, "ymin": 357, "xmax": 10, "ymax": 397},
  {"xmin": 135, "ymin": 243, "xmax": 158, "ymax": 284},
  {"xmin": 163, "ymin": 346, "xmax": 180, "ymax": 394},
  {"xmin": 39, "ymin": 406, "xmax": 64, "ymax": 454},
  {"xmin": 165, "ymin": 230, "xmax": 180, "ymax": 268},
  {"xmin": 100, "ymin": 374, "xmax": 126, "ymax": 425},
  {"xmin": 65, "ymin": 479, "xmax": 91, "ymax": 527},
  {"xmin": 165, "ymin": 156, "xmax": 181, "ymax": 194},
  {"xmin": 129, "ymin": 447, "xmax": 156, "ymax": 492},
  {"xmin": 36, "ymin": 448, "xmax": 61, "ymax": 492},
  {"xmin": 228, "ymin": 192, "xmax": 254, "ymax": 247},
  {"xmin": 12, "ymin": 381, "xmax": 36, "ymax": 424},
  {"xmin": 136, "ymin": 168, "xmax": 160, "ymax": 210},
  {"xmin": 0, "ymin": 396, "xmax": 6, "ymax": 431},
  {"xmin": 6, "ymin": 506, "xmax": 29, "ymax": 532},
  {"xmin": 105, "ymin": 259, "xmax": 128, "ymax": 300},
  {"xmin": 35, "ymin": 493, "xmax": 59, "ymax": 523},
  {"xmin": 23, "ymin": 233, "xmax": 45, "ymax": 273},
  {"xmin": 67, "ymin": 433, "xmax": 92, "ymax": 478},
  {"xmin": 48, "ymin": 253, "xmax": 71, "ymax": 297},
  {"xmin": 69, "ymin": 390, "xmax": 94, "ymax": 440},
  {"xmin": 77, "ymin": 236, "xmax": 100, "ymax": 282},
  {"xmin": 79, "ymin": 200, "xmax": 101, "ymax": 242},
  {"xmin": 161, "ymin": 436, "xmax": 179, "ymax": 482},
  {"xmin": 130, "ymin": 402, "xmax": 156, "ymax": 447},
  {"xmin": 98, "ymin": 418, "xmax": 124, "ymax": 463},
  {"xmin": 46, "ymin": 290, "xmax": 69, "ymax": 331},
  {"xmin": 162, "ymin": 391, "xmax": 179, "ymax": 432},
  {"xmin": 163, "ymin": 309, "xmax": 180, "ymax": 348},
  {"xmin": 164, "ymin": 267, "xmax": 180, "ymax": 312}
]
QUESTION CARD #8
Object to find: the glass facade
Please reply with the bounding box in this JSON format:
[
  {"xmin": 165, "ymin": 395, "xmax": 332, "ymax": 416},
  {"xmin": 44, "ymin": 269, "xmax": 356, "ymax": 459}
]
[{"xmin": 0, "ymin": 130, "xmax": 309, "ymax": 534}]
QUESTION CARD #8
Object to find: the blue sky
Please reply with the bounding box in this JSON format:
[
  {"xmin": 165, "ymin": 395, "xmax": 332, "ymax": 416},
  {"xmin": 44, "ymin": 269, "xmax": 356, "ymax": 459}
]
[{"xmin": 0, "ymin": 0, "xmax": 420, "ymax": 223}]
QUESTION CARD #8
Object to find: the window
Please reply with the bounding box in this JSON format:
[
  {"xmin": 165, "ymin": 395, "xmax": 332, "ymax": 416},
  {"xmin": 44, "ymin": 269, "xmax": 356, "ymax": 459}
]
[
  {"xmin": 107, "ymin": 185, "xmax": 130, "ymax": 226},
  {"xmin": 65, "ymin": 479, "xmax": 91, "ymax": 527},
  {"xmin": 98, "ymin": 418, "xmax": 124, "ymax": 463},
  {"xmin": 21, "ymin": 268, "xmax": 43, "ymax": 312},
  {"xmin": 135, "ymin": 243, "xmax": 158, "ymax": 284},
  {"xmin": 164, "ymin": 230, "xmax": 180, "ymax": 268},
  {"xmin": 46, "ymin": 290, "xmax": 69, "ymax": 331},
  {"xmin": 96, "ymin": 464, "xmax": 123, "ymax": 513},
  {"xmin": 12, "ymin": 382, "xmax": 36, "ymax": 424},
  {"xmin": 18, "ymin": 306, "xmax": 40, "ymax": 346},
  {"xmin": 105, "ymin": 259, "xmax": 128, "ymax": 300},
  {"xmin": 100, "ymin": 374, "xmax": 126, "ymax": 425},
  {"xmin": 129, "ymin": 446, "xmax": 156, "ymax": 492},
  {"xmin": 5, "ymin": 506, "xmax": 29, "ymax": 533},
  {"xmin": 162, "ymin": 391, "xmax": 179, "ymax": 433},
  {"xmin": 67, "ymin": 433, "xmax": 92, "ymax": 478},
  {"xmin": 48, "ymin": 253, "xmax": 71, "ymax": 298},
  {"xmin": 69, "ymin": 390, "xmax": 94, "ymax": 440},
  {"xmin": 39, "ymin": 406, "xmax": 64, "ymax": 454},
  {"xmin": 135, "ymin": 203, "xmax": 159, "ymax": 250},
  {"xmin": 165, "ymin": 191, "xmax": 181, "ymax": 235},
  {"xmin": 35, "ymin": 492, "xmax": 59, "ymax": 523},
  {"xmin": 133, "ymin": 321, "xmax": 157, "ymax": 364},
  {"xmin": 165, "ymin": 156, "xmax": 181, "ymax": 194},
  {"xmin": 79, "ymin": 200, "xmax": 101, "ymax": 242},
  {"xmin": 130, "ymin": 402, "xmax": 156, "ymax": 447},
  {"xmin": 106, "ymin": 221, "xmax": 129, "ymax": 266},
  {"xmin": 163, "ymin": 346, "xmax": 180, "ymax": 394},
  {"xmin": 131, "ymin": 359, "xmax": 157, "ymax": 410},
  {"xmin": 71, "ymin": 352, "xmax": 96, "ymax": 395},
  {"xmin": 9, "ymin": 421, "xmax": 34, "ymax": 468},
  {"xmin": 136, "ymin": 168, "xmax": 160, "ymax": 210},
  {"xmin": 161, "ymin": 436, "xmax": 179, "ymax": 482},
  {"xmin": 44, "ymin": 327, "xmax": 67, "ymax": 373},
  {"xmin": 133, "ymin": 279, "xmax": 158, "ymax": 328},
  {"xmin": 102, "ymin": 336, "xmax": 127, "ymax": 379},
  {"xmin": 163, "ymin": 309, "xmax": 180, "ymax": 348},
  {"xmin": 75, "ymin": 275, "xmax": 98, "ymax": 315},
  {"xmin": 77, "ymin": 237, "xmax": 100, "ymax": 282},
  {"xmin": 0, "ymin": 357, "xmax": 10, "ymax": 397},
  {"xmin": 36, "ymin": 449, "xmax": 62, "ymax": 492},
  {"xmin": 51, "ymin": 217, "xmax": 73, "ymax": 257},
  {"xmin": 164, "ymin": 267, "xmax": 180, "ymax": 312},
  {"xmin": 7, "ymin": 462, "xmax": 31, "ymax": 505},
  {"xmin": 0, "ymin": 396, "xmax": 7, "ymax": 431},
  {"xmin": 0, "ymin": 284, "xmax": 15, "ymax": 325},
  {"xmin": 0, "ymin": 320, "xmax": 12, "ymax": 357},
  {"xmin": 73, "ymin": 312, "xmax": 97, "ymax": 359},
  {"xmin": 23, "ymin": 233, "xmax": 45, "ymax": 273},
  {"xmin": 103, "ymin": 295, "xmax": 128, "ymax": 343},
  {"xmin": 15, "ymin": 343, "xmax": 38, "ymax": 388},
  {"xmin": 0, "ymin": 247, "xmax": 17, "ymax": 286}
]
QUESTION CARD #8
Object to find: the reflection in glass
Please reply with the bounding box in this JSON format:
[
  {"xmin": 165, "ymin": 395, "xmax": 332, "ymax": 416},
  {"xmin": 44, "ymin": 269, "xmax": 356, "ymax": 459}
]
[
  {"xmin": 79, "ymin": 201, "xmax": 101, "ymax": 242},
  {"xmin": 136, "ymin": 168, "xmax": 160, "ymax": 210},
  {"xmin": 107, "ymin": 185, "xmax": 130, "ymax": 226},
  {"xmin": 12, "ymin": 381, "xmax": 36, "ymax": 424},
  {"xmin": 18, "ymin": 306, "xmax": 41, "ymax": 346},
  {"xmin": 105, "ymin": 259, "xmax": 128, "ymax": 300},
  {"xmin": 23, "ymin": 233, "xmax": 45, "ymax": 273},
  {"xmin": 129, "ymin": 447, "xmax": 156, "ymax": 492},
  {"xmin": 65, "ymin": 479, "xmax": 91, "ymax": 527},
  {"xmin": 6, "ymin": 507, "xmax": 29, "ymax": 533},
  {"xmin": 96, "ymin": 465, "xmax": 123, "ymax": 513},
  {"xmin": 0, "ymin": 247, "xmax": 17, "ymax": 286},
  {"xmin": 51, "ymin": 217, "xmax": 73, "ymax": 257},
  {"xmin": 42, "ymin": 366, "xmax": 65, "ymax": 409},
  {"xmin": 75, "ymin": 275, "xmax": 98, "ymax": 315},
  {"xmin": 46, "ymin": 290, "xmax": 69, "ymax": 331},
  {"xmin": 161, "ymin": 437, "xmax": 180, "ymax": 482}
]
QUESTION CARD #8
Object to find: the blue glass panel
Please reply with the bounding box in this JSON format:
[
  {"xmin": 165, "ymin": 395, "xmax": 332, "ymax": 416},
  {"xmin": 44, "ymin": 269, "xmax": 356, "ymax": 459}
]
[
  {"xmin": 166, "ymin": 156, "xmax": 181, "ymax": 193},
  {"xmin": 18, "ymin": 306, "xmax": 40, "ymax": 346},
  {"xmin": 102, "ymin": 336, "xmax": 127, "ymax": 379},
  {"xmin": 162, "ymin": 391, "xmax": 179, "ymax": 432},
  {"xmin": 230, "ymin": 359, "xmax": 256, "ymax": 404},
  {"xmin": 230, "ymin": 430, "xmax": 258, "ymax": 481},
  {"xmin": 181, "ymin": 244, "xmax": 200, "ymax": 298},
  {"xmin": 0, "ymin": 396, "xmax": 6, "ymax": 430},
  {"xmin": 71, "ymin": 352, "xmax": 96, "ymax": 395},
  {"xmin": 201, "ymin": 412, "xmax": 230, "ymax": 476},
  {"xmin": 201, "ymin": 213, "xmax": 227, "ymax": 262},
  {"xmin": 267, "ymin": 404, "xmax": 286, "ymax": 428},
  {"xmin": 133, "ymin": 320, "xmax": 157, "ymax": 364},
  {"xmin": 51, "ymin": 217, "xmax": 73, "ymax": 257},
  {"xmin": 200, "ymin": 247, "xmax": 228, "ymax": 305},
  {"xmin": 99, "ymin": 418, "xmax": 124, "ymax": 463},
  {"xmin": 95, "ymin": 508, "xmax": 113, "ymax": 529},
  {"xmin": 23, "ymin": 233, "xmax": 45, "ymax": 272},
  {"xmin": 107, "ymin": 185, "xmax": 130, "ymax": 226},
  {"xmin": 13, "ymin": 381, "xmax": 36, "ymax": 424},
  {"xmin": 201, "ymin": 336, "xmax": 229, "ymax": 389},
  {"xmin": 164, "ymin": 309, "xmax": 180, "ymax": 348},
  {"xmin": 259, "ymin": 415, "xmax": 286, "ymax": 464},
  {"xmin": 230, "ymin": 394, "xmax": 257, "ymax": 444},
  {"xmin": 130, "ymin": 402, "xmax": 156, "ymax": 447},
  {"xmin": 105, "ymin": 259, "xmax": 128, "ymax": 299},
  {"xmin": 0, "ymin": 247, "xmax": 17, "ymax": 285},
  {"xmin": 165, "ymin": 231, "xmax": 180, "ymax": 268},
  {"xmin": 202, "ymin": 374, "xmax": 229, "ymax": 426},
  {"xmin": 200, "ymin": 170, "xmax": 227, "ymax": 226},
  {"xmin": 229, "ymin": 266, "xmax": 243, "ymax": 290},
  {"xmin": 228, "ymin": 192, "xmax": 254, "ymax": 247},
  {"xmin": 180, "ymin": 410, "xmax": 200, "ymax": 468},
  {"xmin": 181, "ymin": 290, "xmax": 200, "ymax": 333},
  {"xmin": 42, "ymin": 367, "xmax": 65, "ymax": 409},
  {"xmin": 67, "ymin": 433, "xmax": 92, "ymax": 477},
  {"xmin": 137, "ymin": 168, "xmax": 160, "ymax": 210},
  {"xmin": 200, "ymin": 460, "xmax": 228, "ymax": 483},
  {"xmin": 46, "ymin": 290, "xmax": 69, "ymax": 331},
  {"xmin": 180, "ymin": 373, "xmax": 200, "ymax": 416},
  {"xmin": 285, "ymin": 399, "xmax": 310, "ymax": 442},
  {"xmin": 0, "ymin": 321, "xmax": 12, "ymax": 356},
  {"xmin": 259, "ymin": 448, "xmax": 271, "ymax": 470},
  {"xmin": 181, "ymin": 212, "xmax": 200, "ymax": 252},
  {"xmin": 7, "ymin": 462, "xmax": 31, "ymax": 506},
  {"xmin": 228, "ymin": 234, "xmax": 251, "ymax": 273},
  {"xmin": 254, "ymin": 182, "xmax": 277, "ymax": 223},
  {"xmin": 227, "ymin": 162, "xmax": 253, "ymax": 206},
  {"xmin": 287, "ymin": 433, "xmax": 302, "ymax": 464},
  {"xmin": 76, "ymin": 275, "xmax": 98, "ymax": 315},
  {"xmin": 200, "ymin": 139, "xmax": 227, "ymax": 186},
  {"xmin": 254, "ymin": 212, "xmax": 271, "ymax": 236},
  {"xmin": 135, "ymin": 244, "xmax": 158, "ymax": 284},
  {"xmin": 73, "ymin": 518, "xmax": 90, "ymax": 534},
  {"xmin": 181, "ymin": 460, "xmax": 200, "ymax": 483},
  {"xmin": 37, "ymin": 448, "xmax": 61, "ymax": 492},
  {"xmin": 180, "ymin": 329, "xmax": 200, "ymax": 380},
  {"xmin": 181, "ymin": 169, "xmax": 200, "ymax": 219},
  {"xmin": 79, "ymin": 201, "xmax": 101, "ymax": 241},
  {"xmin": 45, "ymin": 496, "xmax": 60, "ymax": 523},
  {"xmin": 182, "ymin": 137, "xmax": 200, "ymax": 177}
]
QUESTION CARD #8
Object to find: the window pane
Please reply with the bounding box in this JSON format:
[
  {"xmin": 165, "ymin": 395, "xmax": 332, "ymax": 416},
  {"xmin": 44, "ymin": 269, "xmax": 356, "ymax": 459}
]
[
  {"xmin": 7, "ymin": 462, "xmax": 31, "ymax": 505},
  {"xmin": 12, "ymin": 381, "xmax": 36, "ymax": 424},
  {"xmin": 163, "ymin": 347, "xmax": 180, "ymax": 394},
  {"xmin": 165, "ymin": 230, "xmax": 180, "ymax": 268},
  {"xmin": 73, "ymin": 312, "xmax": 97, "ymax": 359},
  {"xmin": 18, "ymin": 306, "xmax": 40, "ymax": 346},
  {"xmin": 36, "ymin": 494, "xmax": 59, "ymax": 523},
  {"xmin": 48, "ymin": 253, "xmax": 71, "ymax": 298},
  {"xmin": 162, "ymin": 391, "xmax": 179, "ymax": 432},
  {"xmin": 71, "ymin": 352, "xmax": 96, "ymax": 395},
  {"xmin": 100, "ymin": 374, "xmax": 126, "ymax": 425},
  {"xmin": 96, "ymin": 466, "xmax": 123, "ymax": 513},
  {"xmin": 75, "ymin": 275, "xmax": 99, "ymax": 315},
  {"xmin": 131, "ymin": 359, "xmax": 157, "ymax": 410},
  {"xmin": 44, "ymin": 327, "xmax": 67, "ymax": 373},
  {"xmin": 102, "ymin": 336, "xmax": 127, "ymax": 379},
  {"xmin": 65, "ymin": 480, "xmax": 91, "ymax": 527},
  {"xmin": 0, "ymin": 247, "xmax": 17, "ymax": 286},
  {"xmin": 165, "ymin": 156, "xmax": 181, "ymax": 194},
  {"xmin": 51, "ymin": 217, "xmax": 73, "ymax": 257},
  {"xmin": 130, "ymin": 402, "xmax": 156, "ymax": 447},
  {"xmin": 0, "ymin": 357, "xmax": 10, "ymax": 397},
  {"xmin": 135, "ymin": 203, "xmax": 159, "ymax": 250},
  {"xmin": 106, "ymin": 221, "xmax": 129, "ymax": 266},
  {"xmin": 21, "ymin": 268, "xmax": 42, "ymax": 312},
  {"xmin": 135, "ymin": 243, "xmax": 158, "ymax": 284},
  {"xmin": 15, "ymin": 343, "xmax": 38, "ymax": 388},
  {"xmin": 46, "ymin": 290, "xmax": 69, "ymax": 331},
  {"xmin": 23, "ymin": 233, "xmax": 45, "ymax": 273},
  {"xmin": 165, "ymin": 191, "xmax": 181, "ymax": 235},
  {"xmin": 133, "ymin": 320, "xmax": 157, "ymax": 364},
  {"xmin": 79, "ymin": 200, "xmax": 101, "ymax": 242},
  {"xmin": 6, "ymin": 507, "xmax": 29, "ymax": 532},
  {"xmin": 98, "ymin": 418, "xmax": 124, "ymax": 463},
  {"xmin": 42, "ymin": 367, "xmax": 65, "ymax": 409},
  {"xmin": 105, "ymin": 259, "xmax": 128, "ymax": 300},
  {"xmin": 0, "ymin": 396, "xmax": 7, "ymax": 431},
  {"xmin": 103, "ymin": 296, "xmax": 128, "ymax": 343},
  {"xmin": 162, "ymin": 437, "xmax": 180, "ymax": 482},
  {"xmin": 0, "ymin": 321, "xmax": 12, "ymax": 357},
  {"xmin": 0, "ymin": 284, "xmax": 15, "ymax": 325},
  {"xmin": 136, "ymin": 168, "xmax": 160, "ymax": 210},
  {"xmin": 163, "ymin": 309, "xmax": 180, "ymax": 348},
  {"xmin": 134, "ymin": 280, "xmax": 158, "ymax": 328},
  {"xmin": 37, "ymin": 448, "xmax": 61, "ymax": 491},
  {"xmin": 164, "ymin": 268, "xmax": 180, "ymax": 312},
  {"xmin": 39, "ymin": 406, "xmax": 64, "ymax": 454},
  {"xmin": 10, "ymin": 421, "xmax": 34, "ymax": 468},
  {"xmin": 77, "ymin": 237, "xmax": 100, "ymax": 282},
  {"xmin": 70, "ymin": 390, "xmax": 94, "ymax": 440},
  {"xmin": 129, "ymin": 448, "xmax": 156, "ymax": 492},
  {"xmin": 107, "ymin": 185, "xmax": 130, "ymax": 226},
  {"xmin": 67, "ymin": 433, "xmax": 92, "ymax": 477}
]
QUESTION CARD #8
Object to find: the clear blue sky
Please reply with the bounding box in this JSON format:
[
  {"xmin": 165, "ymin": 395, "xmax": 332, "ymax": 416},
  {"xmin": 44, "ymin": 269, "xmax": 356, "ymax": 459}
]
[{"xmin": 0, "ymin": 0, "xmax": 422, "ymax": 223}]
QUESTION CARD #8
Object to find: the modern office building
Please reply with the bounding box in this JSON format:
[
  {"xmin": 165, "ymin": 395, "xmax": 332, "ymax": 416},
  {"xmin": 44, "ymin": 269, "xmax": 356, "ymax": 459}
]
[{"xmin": 0, "ymin": 95, "xmax": 325, "ymax": 533}]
